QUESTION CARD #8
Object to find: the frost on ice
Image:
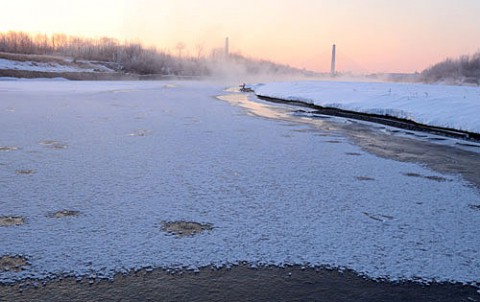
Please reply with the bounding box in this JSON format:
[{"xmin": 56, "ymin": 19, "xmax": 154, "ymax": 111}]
[{"xmin": 0, "ymin": 80, "xmax": 479, "ymax": 286}]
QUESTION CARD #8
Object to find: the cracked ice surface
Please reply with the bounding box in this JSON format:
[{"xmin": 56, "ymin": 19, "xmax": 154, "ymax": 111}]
[{"xmin": 0, "ymin": 81, "xmax": 479, "ymax": 284}]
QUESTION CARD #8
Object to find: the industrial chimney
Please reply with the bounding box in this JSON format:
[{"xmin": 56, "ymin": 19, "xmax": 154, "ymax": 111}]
[
  {"xmin": 225, "ymin": 37, "xmax": 229, "ymax": 59},
  {"xmin": 331, "ymin": 44, "xmax": 336, "ymax": 77}
]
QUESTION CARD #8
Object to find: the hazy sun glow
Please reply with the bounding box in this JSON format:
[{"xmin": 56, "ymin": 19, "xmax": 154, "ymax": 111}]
[{"xmin": 1, "ymin": 0, "xmax": 479, "ymax": 73}]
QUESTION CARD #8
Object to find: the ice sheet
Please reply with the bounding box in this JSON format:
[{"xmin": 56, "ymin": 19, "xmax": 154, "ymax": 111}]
[{"xmin": 0, "ymin": 81, "xmax": 479, "ymax": 286}]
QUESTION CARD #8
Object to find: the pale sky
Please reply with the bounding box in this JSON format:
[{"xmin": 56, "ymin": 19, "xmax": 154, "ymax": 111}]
[{"xmin": 1, "ymin": 0, "xmax": 479, "ymax": 73}]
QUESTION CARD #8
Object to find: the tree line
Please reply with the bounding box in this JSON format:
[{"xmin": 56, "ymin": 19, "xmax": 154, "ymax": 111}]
[
  {"xmin": 0, "ymin": 31, "xmax": 304, "ymax": 77},
  {"xmin": 420, "ymin": 52, "xmax": 480, "ymax": 85}
]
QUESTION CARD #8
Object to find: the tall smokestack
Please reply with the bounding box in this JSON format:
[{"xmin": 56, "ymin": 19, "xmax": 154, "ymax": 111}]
[
  {"xmin": 331, "ymin": 44, "xmax": 336, "ymax": 77},
  {"xmin": 225, "ymin": 37, "xmax": 229, "ymax": 59}
]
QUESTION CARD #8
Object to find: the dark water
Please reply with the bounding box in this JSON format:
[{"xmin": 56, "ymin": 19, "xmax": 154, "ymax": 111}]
[{"xmin": 1, "ymin": 265, "xmax": 478, "ymax": 302}]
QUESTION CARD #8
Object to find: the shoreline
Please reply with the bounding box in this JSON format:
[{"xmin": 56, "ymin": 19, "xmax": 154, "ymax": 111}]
[
  {"xmin": 0, "ymin": 70, "xmax": 201, "ymax": 81},
  {"xmin": 255, "ymin": 94, "xmax": 480, "ymax": 142}
]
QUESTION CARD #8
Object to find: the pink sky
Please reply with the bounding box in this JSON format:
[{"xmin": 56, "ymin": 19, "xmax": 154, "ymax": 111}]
[{"xmin": 1, "ymin": 0, "xmax": 479, "ymax": 73}]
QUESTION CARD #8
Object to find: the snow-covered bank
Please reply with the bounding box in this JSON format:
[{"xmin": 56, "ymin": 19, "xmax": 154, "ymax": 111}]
[
  {"xmin": 0, "ymin": 58, "xmax": 114, "ymax": 73},
  {"xmin": 0, "ymin": 56, "xmax": 128, "ymax": 80},
  {"xmin": 251, "ymin": 81, "xmax": 480, "ymax": 135}
]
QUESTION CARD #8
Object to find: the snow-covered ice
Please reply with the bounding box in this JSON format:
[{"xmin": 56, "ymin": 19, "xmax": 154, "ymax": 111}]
[
  {"xmin": 251, "ymin": 80, "xmax": 480, "ymax": 135},
  {"xmin": 0, "ymin": 80, "xmax": 479, "ymax": 285}
]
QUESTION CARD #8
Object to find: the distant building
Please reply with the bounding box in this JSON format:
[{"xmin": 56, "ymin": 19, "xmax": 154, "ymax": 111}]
[{"xmin": 331, "ymin": 44, "xmax": 336, "ymax": 77}]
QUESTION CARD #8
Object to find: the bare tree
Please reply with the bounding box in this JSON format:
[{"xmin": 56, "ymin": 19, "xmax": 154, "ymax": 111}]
[
  {"xmin": 33, "ymin": 33, "xmax": 50, "ymax": 54},
  {"xmin": 421, "ymin": 51, "xmax": 480, "ymax": 84},
  {"xmin": 195, "ymin": 43, "xmax": 205, "ymax": 60}
]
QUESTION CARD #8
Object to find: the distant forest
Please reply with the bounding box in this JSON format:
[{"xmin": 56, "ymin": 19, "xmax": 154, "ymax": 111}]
[
  {"xmin": 0, "ymin": 31, "xmax": 304, "ymax": 77},
  {"xmin": 420, "ymin": 52, "xmax": 480, "ymax": 85}
]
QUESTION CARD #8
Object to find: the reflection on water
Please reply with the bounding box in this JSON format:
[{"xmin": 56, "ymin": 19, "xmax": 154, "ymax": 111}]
[{"xmin": 216, "ymin": 94, "xmax": 288, "ymax": 121}]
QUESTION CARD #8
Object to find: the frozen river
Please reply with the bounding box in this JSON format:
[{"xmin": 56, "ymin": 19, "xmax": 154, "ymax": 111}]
[{"xmin": 0, "ymin": 81, "xmax": 479, "ymax": 286}]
